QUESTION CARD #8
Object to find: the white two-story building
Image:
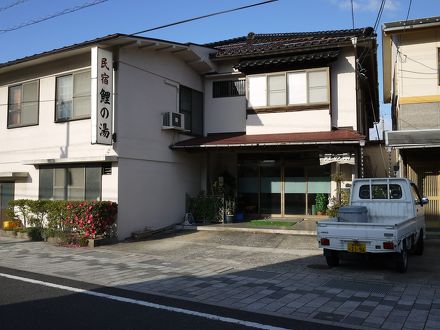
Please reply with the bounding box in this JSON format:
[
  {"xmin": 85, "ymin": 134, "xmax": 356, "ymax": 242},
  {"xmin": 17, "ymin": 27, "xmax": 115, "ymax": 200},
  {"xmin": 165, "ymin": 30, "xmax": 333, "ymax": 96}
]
[{"xmin": 0, "ymin": 28, "xmax": 379, "ymax": 239}]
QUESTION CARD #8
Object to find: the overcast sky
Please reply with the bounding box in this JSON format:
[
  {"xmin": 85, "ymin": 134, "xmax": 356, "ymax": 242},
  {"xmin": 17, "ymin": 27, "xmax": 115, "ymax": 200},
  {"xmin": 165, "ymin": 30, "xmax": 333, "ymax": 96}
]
[{"xmin": 1, "ymin": 0, "xmax": 439, "ymax": 137}]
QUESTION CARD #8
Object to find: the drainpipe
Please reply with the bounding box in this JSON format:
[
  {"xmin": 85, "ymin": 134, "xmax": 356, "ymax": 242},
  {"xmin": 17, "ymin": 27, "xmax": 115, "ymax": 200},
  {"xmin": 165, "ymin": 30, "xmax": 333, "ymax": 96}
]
[{"xmin": 351, "ymin": 36, "xmax": 363, "ymax": 134}]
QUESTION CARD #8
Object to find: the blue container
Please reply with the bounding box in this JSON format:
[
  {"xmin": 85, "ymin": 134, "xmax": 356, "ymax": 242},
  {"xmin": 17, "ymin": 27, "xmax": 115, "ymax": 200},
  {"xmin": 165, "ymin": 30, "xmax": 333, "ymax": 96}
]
[{"xmin": 234, "ymin": 212, "xmax": 244, "ymax": 222}]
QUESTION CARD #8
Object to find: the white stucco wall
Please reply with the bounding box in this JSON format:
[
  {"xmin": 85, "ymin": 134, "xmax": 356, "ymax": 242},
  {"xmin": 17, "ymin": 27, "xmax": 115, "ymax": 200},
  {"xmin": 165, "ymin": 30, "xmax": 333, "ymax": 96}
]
[
  {"xmin": 0, "ymin": 60, "xmax": 118, "ymax": 202},
  {"xmin": 204, "ymin": 77, "xmax": 246, "ymax": 134},
  {"xmin": 330, "ymin": 50, "xmax": 357, "ymax": 129},
  {"xmin": 115, "ymin": 46, "xmax": 203, "ymax": 239},
  {"xmin": 246, "ymin": 110, "xmax": 330, "ymax": 135}
]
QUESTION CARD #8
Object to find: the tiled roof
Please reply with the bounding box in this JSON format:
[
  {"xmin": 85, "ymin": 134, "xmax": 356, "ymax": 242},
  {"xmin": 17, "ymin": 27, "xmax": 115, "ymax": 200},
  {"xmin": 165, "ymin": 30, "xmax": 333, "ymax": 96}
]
[
  {"xmin": 234, "ymin": 50, "xmax": 340, "ymax": 70},
  {"xmin": 206, "ymin": 28, "xmax": 374, "ymax": 59},
  {"xmin": 172, "ymin": 130, "xmax": 365, "ymax": 149}
]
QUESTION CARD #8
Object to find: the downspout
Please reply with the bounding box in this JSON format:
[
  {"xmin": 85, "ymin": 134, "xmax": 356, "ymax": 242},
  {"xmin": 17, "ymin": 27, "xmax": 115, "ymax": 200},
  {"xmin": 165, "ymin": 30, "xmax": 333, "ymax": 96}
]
[
  {"xmin": 352, "ymin": 37, "xmax": 364, "ymax": 179},
  {"xmin": 351, "ymin": 36, "xmax": 362, "ymax": 135}
]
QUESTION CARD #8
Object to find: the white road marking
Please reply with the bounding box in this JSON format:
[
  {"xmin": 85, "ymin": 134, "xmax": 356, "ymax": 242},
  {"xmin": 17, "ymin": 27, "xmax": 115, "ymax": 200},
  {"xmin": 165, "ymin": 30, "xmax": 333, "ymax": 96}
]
[{"xmin": 0, "ymin": 272, "xmax": 288, "ymax": 330}]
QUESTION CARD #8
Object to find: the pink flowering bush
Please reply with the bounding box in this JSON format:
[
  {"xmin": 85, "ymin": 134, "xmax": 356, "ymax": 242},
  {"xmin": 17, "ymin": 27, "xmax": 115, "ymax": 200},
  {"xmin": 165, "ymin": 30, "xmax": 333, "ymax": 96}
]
[{"xmin": 64, "ymin": 201, "xmax": 117, "ymax": 239}]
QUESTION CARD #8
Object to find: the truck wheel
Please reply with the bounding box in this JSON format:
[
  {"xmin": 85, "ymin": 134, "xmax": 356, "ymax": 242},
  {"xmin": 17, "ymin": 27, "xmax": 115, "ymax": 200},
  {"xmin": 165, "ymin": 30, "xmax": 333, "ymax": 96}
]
[
  {"xmin": 396, "ymin": 248, "xmax": 408, "ymax": 273},
  {"xmin": 414, "ymin": 231, "xmax": 424, "ymax": 256},
  {"xmin": 326, "ymin": 254, "xmax": 339, "ymax": 267}
]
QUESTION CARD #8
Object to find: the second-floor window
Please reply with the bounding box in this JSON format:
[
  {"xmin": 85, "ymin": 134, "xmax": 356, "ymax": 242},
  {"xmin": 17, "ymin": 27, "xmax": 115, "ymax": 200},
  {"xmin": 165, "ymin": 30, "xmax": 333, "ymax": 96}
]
[
  {"xmin": 213, "ymin": 80, "xmax": 246, "ymax": 98},
  {"xmin": 180, "ymin": 85, "xmax": 203, "ymax": 136},
  {"xmin": 7, "ymin": 80, "xmax": 39, "ymax": 128},
  {"xmin": 56, "ymin": 70, "xmax": 91, "ymax": 122},
  {"xmin": 247, "ymin": 68, "xmax": 329, "ymax": 109}
]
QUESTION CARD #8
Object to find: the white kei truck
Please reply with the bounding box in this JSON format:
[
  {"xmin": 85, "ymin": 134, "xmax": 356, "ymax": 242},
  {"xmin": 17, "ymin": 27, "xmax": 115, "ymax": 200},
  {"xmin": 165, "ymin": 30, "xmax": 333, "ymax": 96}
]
[{"xmin": 317, "ymin": 178, "xmax": 428, "ymax": 273}]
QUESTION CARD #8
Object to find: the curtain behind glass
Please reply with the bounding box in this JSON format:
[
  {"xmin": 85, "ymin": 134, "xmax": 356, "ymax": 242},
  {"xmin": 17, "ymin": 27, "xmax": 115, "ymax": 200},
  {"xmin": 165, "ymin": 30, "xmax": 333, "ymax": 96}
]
[{"xmin": 56, "ymin": 75, "xmax": 73, "ymax": 120}]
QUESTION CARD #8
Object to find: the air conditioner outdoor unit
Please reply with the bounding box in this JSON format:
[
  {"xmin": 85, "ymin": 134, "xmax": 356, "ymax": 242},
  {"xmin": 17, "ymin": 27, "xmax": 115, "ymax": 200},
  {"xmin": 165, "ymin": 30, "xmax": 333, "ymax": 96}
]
[{"xmin": 162, "ymin": 112, "xmax": 185, "ymax": 131}]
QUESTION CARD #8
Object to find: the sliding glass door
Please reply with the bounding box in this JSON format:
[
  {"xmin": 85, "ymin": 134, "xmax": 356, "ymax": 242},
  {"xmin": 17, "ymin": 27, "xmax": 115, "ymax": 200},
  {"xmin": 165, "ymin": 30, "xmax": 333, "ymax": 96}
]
[{"xmin": 0, "ymin": 182, "xmax": 14, "ymax": 222}]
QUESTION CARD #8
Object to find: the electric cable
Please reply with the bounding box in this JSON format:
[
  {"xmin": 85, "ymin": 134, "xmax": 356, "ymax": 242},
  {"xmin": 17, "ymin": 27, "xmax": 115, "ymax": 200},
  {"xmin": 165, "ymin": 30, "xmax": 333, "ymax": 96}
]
[
  {"xmin": 0, "ymin": 0, "xmax": 108, "ymax": 34},
  {"xmin": 129, "ymin": 0, "xmax": 279, "ymax": 36},
  {"xmin": 0, "ymin": 0, "xmax": 29, "ymax": 13}
]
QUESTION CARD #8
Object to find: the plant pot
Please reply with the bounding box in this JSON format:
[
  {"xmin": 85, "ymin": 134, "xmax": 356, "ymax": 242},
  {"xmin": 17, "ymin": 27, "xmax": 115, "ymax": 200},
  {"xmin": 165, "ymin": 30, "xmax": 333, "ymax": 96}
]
[
  {"xmin": 235, "ymin": 212, "xmax": 244, "ymax": 222},
  {"xmin": 225, "ymin": 215, "xmax": 235, "ymax": 224}
]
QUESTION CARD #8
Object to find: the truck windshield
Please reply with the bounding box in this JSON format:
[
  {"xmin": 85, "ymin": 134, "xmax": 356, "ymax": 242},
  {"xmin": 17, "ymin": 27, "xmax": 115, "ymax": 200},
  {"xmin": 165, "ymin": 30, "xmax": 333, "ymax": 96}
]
[{"xmin": 359, "ymin": 184, "xmax": 402, "ymax": 199}]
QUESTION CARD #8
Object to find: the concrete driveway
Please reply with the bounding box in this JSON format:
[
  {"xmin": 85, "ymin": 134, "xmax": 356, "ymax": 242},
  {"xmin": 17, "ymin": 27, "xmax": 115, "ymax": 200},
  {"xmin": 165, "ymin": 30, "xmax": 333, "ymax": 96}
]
[{"xmin": 0, "ymin": 231, "xmax": 439, "ymax": 329}]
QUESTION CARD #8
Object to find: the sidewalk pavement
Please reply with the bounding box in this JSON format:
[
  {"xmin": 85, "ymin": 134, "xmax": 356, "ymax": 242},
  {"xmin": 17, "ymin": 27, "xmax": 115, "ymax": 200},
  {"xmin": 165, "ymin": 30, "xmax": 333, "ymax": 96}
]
[{"xmin": 1, "ymin": 231, "xmax": 440, "ymax": 330}]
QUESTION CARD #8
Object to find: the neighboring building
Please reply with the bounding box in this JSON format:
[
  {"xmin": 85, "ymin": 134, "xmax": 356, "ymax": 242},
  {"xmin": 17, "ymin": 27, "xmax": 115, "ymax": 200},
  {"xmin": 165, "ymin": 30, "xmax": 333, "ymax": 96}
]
[
  {"xmin": 0, "ymin": 28, "xmax": 379, "ymax": 238},
  {"xmin": 175, "ymin": 28, "xmax": 379, "ymax": 217},
  {"xmin": 383, "ymin": 16, "xmax": 440, "ymax": 231}
]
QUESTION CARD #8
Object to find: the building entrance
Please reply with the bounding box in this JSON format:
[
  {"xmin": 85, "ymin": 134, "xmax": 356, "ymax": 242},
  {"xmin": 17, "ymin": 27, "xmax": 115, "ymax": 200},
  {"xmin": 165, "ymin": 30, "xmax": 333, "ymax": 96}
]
[
  {"xmin": 238, "ymin": 154, "xmax": 331, "ymax": 216},
  {"xmin": 0, "ymin": 182, "xmax": 14, "ymax": 224}
]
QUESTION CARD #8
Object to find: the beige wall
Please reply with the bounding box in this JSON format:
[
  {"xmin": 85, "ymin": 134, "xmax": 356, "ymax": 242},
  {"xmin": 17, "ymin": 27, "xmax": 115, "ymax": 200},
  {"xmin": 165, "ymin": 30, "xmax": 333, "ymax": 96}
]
[{"xmin": 396, "ymin": 29, "xmax": 440, "ymax": 98}]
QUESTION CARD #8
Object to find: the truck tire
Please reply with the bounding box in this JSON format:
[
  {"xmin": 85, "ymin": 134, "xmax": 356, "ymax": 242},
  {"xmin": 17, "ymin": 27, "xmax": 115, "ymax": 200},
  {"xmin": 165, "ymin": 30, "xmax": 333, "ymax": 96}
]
[
  {"xmin": 396, "ymin": 247, "xmax": 408, "ymax": 273},
  {"xmin": 414, "ymin": 231, "xmax": 424, "ymax": 256},
  {"xmin": 326, "ymin": 253, "xmax": 339, "ymax": 267}
]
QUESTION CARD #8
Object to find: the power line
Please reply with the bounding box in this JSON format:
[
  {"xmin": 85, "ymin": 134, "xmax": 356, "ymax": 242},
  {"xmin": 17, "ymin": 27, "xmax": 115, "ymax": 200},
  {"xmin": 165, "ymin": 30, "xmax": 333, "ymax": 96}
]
[
  {"xmin": 129, "ymin": 0, "xmax": 279, "ymax": 36},
  {"xmin": 373, "ymin": 0, "xmax": 386, "ymax": 31},
  {"xmin": 351, "ymin": 0, "xmax": 355, "ymax": 29},
  {"xmin": 397, "ymin": 49, "xmax": 437, "ymax": 71},
  {"xmin": 0, "ymin": 0, "xmax": 108, "ymax": 34},
  {"xmin": 404, "ymin": 0, "xmax": 413, "ymax": 23},
  {"xmin": 0, "ymin": 0, "xmax": 28, "ymax": 13}
]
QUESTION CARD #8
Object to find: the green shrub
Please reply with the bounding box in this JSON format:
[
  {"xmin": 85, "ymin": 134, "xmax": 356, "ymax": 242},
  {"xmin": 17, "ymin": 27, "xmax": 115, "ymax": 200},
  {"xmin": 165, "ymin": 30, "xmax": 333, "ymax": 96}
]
[
  {"xmin": 7, "ymin": 200, "xmax": 118, "ymax": 240},
  {"xmin": 27, "ymin": 227, "xmax": 44, "ymax": 241},
  {"xmin": 315, "ymin": 193, "xmax": 328, "ymax": 214},
  {"xmin": 189, "ymin": 192, "xmax": 223, "ymax": 223},
  {"xmin": 327, "ymin": 189, "xmax": 350, "ymax": 217}
]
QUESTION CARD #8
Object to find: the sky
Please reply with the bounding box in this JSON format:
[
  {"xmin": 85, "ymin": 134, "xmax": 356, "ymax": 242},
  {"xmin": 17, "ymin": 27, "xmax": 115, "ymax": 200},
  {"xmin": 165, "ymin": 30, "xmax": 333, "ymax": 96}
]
[{"xmin": 1, "ymin": 0, "xmax": 440, "ymax": 137}]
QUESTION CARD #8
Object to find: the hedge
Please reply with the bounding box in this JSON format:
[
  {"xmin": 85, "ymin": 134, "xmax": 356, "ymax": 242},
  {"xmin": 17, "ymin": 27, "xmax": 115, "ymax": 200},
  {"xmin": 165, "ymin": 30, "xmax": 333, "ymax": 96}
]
[{"xmin": 7, "ymin": 200, "xmax": 117, "ymax": 239}]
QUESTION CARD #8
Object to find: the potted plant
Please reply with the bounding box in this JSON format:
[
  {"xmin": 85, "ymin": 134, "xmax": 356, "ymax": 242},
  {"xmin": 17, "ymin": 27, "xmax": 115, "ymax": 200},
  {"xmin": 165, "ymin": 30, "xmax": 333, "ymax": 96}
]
[
  {"xmin": 315, "ymin": 193, "xmax": 328, "ymax": 215},
  {"xmin": 224, "ymin": 199, "xmax": 236, "ymax": 224}
]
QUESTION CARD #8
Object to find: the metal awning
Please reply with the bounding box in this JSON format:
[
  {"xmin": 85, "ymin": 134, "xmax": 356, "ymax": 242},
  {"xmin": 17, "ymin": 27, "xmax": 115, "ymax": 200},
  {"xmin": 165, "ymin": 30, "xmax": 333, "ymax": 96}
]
[
  {"xmin": 22, "ymin": 155, "xmax": 118, "ymax": 166},
  {"xmin": 172, "ymin": 130, "xmax": 365, "ymax": 149},
  {"xmin": 385, "ymin": 129, "xmax": 440, "ymax": 148},
  {"xmin": 0, "ymin": 172, "xmax": 29, "ymax": 181}
]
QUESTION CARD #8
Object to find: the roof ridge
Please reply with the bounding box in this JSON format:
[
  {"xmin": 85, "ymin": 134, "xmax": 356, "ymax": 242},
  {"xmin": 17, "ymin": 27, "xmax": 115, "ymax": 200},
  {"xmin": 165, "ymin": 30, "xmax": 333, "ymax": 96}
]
[{"xmin": 204, "ymin": 27, "xmax": 374, "ymax": 47}]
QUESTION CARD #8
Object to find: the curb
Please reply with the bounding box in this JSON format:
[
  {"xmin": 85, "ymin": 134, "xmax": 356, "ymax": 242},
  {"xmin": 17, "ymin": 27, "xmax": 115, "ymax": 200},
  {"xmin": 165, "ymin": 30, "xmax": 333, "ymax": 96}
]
[{"xmin": 175, "ymin": 224, "xmax": 316, "ymax": 236}]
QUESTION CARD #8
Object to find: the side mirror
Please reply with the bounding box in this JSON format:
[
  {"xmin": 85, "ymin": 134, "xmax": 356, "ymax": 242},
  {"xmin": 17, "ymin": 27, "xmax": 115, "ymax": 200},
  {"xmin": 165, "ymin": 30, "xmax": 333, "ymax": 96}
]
[{"xmin": 421, "ymin": 197, "xmax": 429, "ymax": 206}]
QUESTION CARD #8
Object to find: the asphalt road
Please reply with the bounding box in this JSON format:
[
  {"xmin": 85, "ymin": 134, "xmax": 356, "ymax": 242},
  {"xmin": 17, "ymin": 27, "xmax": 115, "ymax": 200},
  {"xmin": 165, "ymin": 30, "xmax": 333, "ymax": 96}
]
[{"xmin": 0, "ymin": 267, "xmax": 346, "ymax": 330}]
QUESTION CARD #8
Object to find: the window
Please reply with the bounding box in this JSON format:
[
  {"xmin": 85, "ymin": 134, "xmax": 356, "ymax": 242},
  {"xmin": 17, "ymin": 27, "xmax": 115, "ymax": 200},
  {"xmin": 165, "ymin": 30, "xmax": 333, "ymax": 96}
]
[
  {"xmin": 7, "ymin": 81, "xmax": 39, "ymax": 128},
  {"xmin": 359, "ymin": 184, "xmax": 402, "ymax": 199},
  {"xmin": 247, "ymin": 68, "xmax": 329, "ymax": 108},
  {"xmin": 179, "ymin": 85, "xmax": 203, "ymax": 136},
  {"xmin": 56, "ymin": 70, "xmax": 91, "ymax": 121},
  {"xmin": 39, "ymin": 165, "xmax": 102, "ymax": 201},
  {"xmin": 213, "ymin": 80, "xmax": 245, "ymax": 98}
]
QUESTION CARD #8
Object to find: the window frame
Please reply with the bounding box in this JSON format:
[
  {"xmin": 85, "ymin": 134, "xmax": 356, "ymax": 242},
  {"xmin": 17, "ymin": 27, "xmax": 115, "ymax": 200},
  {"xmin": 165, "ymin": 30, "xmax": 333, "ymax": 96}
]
[
  {"xmin": 246, "ymin": 67, "xmax": 330, "ymax": 111},
  {"xmin": 38, "ymin": 164, "xmax": 102, "ymax": 201},
  {"xmin": 212, "ymin": 79, "xmax": 246, "ymax": 98},
  {"xmin": 55, "ymin": 69, "xmax": 91, "ymax": 123},
  {"xmin": 179, "ymin": 84, "xmax": 203, "ymax": 136},
  {"xmin": 7, "ymin": 80, "xmax": 40, "ymax": 129}
]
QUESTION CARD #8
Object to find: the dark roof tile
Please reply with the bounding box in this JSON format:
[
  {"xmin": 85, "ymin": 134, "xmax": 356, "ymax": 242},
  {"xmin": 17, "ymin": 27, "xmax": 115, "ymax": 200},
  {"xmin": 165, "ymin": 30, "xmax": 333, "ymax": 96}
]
[
  {"xmin": 205, "ymin": 28, "xmax": 374, "ymax": 59},
  {"xmin": 173, "ymin": 130, "xmax": 365, "ymax": 149}
]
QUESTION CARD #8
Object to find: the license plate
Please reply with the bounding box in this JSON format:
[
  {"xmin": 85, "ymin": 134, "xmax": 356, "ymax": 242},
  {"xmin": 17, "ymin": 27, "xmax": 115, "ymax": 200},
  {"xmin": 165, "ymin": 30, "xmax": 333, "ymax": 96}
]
[{"xmin": 347, "ymin": 242, "xmax": 366, "ymax": 253}]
